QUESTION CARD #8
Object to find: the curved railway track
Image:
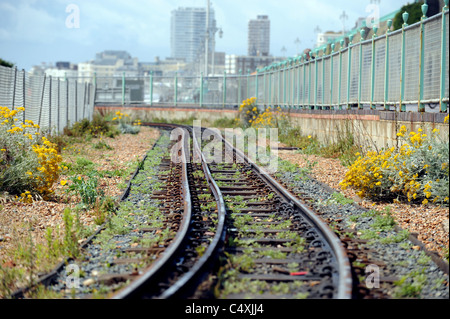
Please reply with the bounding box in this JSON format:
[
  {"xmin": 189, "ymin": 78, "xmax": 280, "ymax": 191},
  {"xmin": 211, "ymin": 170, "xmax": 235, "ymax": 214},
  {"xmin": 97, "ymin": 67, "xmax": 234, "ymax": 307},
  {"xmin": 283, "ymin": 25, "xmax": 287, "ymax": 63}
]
[{"xmin": 10, "ymin": 123, "xmax": 353, "ymax": 300}]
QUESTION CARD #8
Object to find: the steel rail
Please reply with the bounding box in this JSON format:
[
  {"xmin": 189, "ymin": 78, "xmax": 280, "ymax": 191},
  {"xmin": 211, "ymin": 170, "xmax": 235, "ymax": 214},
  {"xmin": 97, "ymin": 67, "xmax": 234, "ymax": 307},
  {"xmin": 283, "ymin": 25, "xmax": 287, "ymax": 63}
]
[
  {"xmin": 113, "ymin": 123, "xmax": 228, "ymax": 299},
  {"xmin": 157, "ymin": 126, "xmax": 227, "ymax": 298},
  {"xmin": 113, "ymin": 125, "xmax": 193, "ymax": 299}
]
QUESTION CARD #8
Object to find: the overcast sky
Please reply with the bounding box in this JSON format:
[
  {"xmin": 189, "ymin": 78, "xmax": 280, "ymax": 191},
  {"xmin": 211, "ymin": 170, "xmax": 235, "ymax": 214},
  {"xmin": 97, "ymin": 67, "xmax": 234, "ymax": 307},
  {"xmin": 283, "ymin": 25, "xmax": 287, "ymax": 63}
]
[{"xmin": 0, "ymin": 0, "xmax": 411, "ymax": 71}]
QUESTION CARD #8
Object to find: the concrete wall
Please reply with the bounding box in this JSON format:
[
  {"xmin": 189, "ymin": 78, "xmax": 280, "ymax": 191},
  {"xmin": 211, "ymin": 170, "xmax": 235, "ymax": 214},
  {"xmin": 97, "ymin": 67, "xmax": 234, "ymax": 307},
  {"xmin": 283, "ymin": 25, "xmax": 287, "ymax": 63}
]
[
  {"xmin": 96, "ymin": 106, "xmax": 449, "ymax": 151},
  {"xmin": 287, "ymin": 110, "xmax": 449, "ymax": 151}
]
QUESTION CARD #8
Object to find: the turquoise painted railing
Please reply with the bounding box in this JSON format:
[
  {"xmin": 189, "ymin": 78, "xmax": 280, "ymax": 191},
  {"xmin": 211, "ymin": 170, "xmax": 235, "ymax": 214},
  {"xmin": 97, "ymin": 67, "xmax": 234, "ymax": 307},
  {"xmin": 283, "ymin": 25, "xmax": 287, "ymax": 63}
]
[
  {"xmin": 91, "ymin": 5, "xmax": 448, "ymax": 113},
  {"xmin": 252, "ymin": 4, "xmax": 449, "ymax": 113}
]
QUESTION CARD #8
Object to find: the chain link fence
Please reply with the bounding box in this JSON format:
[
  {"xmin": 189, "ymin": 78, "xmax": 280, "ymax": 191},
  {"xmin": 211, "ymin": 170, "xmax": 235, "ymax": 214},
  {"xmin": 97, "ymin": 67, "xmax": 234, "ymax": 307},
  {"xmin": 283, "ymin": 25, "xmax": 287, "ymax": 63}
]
[{"xmin": 0, "ymin": 66, "xmax": 95, "ymax": 133}]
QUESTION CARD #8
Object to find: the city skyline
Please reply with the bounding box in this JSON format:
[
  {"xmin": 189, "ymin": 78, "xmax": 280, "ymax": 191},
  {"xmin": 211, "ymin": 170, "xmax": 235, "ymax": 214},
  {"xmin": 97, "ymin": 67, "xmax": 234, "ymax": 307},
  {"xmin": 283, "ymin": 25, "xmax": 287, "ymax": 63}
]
[{"xmin": 0, "ymin": 0, "xmax": 412, "ymax": 72}]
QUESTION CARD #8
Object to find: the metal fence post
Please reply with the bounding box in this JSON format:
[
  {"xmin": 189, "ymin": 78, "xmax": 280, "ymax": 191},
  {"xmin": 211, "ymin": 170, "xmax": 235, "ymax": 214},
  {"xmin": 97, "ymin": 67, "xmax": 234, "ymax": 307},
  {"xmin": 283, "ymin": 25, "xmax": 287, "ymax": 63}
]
[
  {"xmin": 418, "ymin": 3, "xmax": 428, "ymax": 112},
  {"xmin": 263, "ymin": 68, "xmax": 267, "ymax": 106},
  {"xmin": 322, "ymin": 48, "xmax": 326, "ymax": 109},
  {"xmin": 247, "ymin": 69, "xmax": 250, "ymax": 99},
  {"xmin": 83, "ymin": 82, "xmax": 87, "ymax": 119},
  {"xmin": 338, "ymin": 40, "xmax": 344, "ymax": 110},
  {"xmin": 122, "ymin": 72, "xmax": 125, "ymax": 106},
  {"xmin": 12, "ymin": 67, "xmax": 17, "ymax": 110},
  {"xmin": 283, "ymin": 62, "xmax": 287, "ymax": 107},
  {"xmin": 358, "ymin": 29, "xmax": 365, "ymax": 109},
  {"xmin": 255, "ymin": 69, "xmax": 259, "ymax": 103},
  {"xmin": 292, "ymin": 60, "xmax": 297, "ymax": 108},
  {"xmin": 308, "ymin": 52, "xmax": 312, "ymax": 109},
  {"xmin": 75, "ymin": 80, "xmax": 78, "ymax": 123},
  {"xmin": 93, "ymin": 72, "xmax": 97, "ymax": 108},
  {"xmin": 149, "ymin": 71, "xmax": 153, "ymax": 106},
  {"xmin": 314, "ymin": 49, "xmax": 319, "ymax": 109},
  {"xmin": 49, "ymin": 76, "xmax": 52, "ymax": 129},
  {"xmin": 200, "ymin": 72, "xmax": 204, "ymax": 107},
  {"xmin": 384, "ymin": 20, "xmax": 392, "ymax": 110},
  {"xmin": 400, "ymin": 11, "xmax": 409, "ymax": 112},
  {"xmin": 297, "ymin": 57, "xmax": 301, "ymax": 107},
  {"xmin": 22, "ymin": 70, "xmax": 26, "ymax": 123},
  {"xmin": 330, "ymin": 44, "xmax": 335, "ymax": 110},
  {"xmin": 38, "ymin": 74, "xmax": 46, "ymax": 128},
  {"xmin": 238, "ymin": 69, "xmax": 242, "ymax": 105},
  {"xmin": 223, "ymin": 71, "xmax": 227, "ymax": 108},
  {"xmin": 65, "ymin": 74, "xmax": 69, "ymax": 126},
  {"xmin": 440, "ymin": 1, "xmax": 449, "ymax": 112},
  {"xmin": 277, "ymin": 64, "xmax": 282, "ymax": 106},
  {"xmin": 289, "ymin": 59, "xmax": 293, "ymax": 108},
  {"xmin": 303, "ymin": 54, "xmax": 307, "ymax": 109},
  {"xmin": 57, "ymin": 79, "xmax": 60, "ymax": 133},
  {"xmin": 288, "ymin": 61, "xmax": 291, "ymax": 107},
  {"xmin": 347, "ymin": 34, "xmax": 354, "ymax": 109},
  {"xmin": 174, "ymin": 72, "xmax": 178, "ymax": 106},
  {"xmin": 268, "ymin": 67, "xmax": 272, "ymax": 106},
  {"xmin": 370, "ymin": 26, "xmax": 378, "ymax": 110}
]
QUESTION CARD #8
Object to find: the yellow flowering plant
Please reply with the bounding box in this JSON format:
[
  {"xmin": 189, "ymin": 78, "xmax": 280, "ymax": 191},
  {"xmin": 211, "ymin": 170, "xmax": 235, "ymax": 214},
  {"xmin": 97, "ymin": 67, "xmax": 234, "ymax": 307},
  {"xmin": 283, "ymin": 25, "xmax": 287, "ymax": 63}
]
[
  {"xmin": 251, "ymin": 106, "xmax": 289, "ymax": 129},
  {"xmin": 112, "ymin": 110, "xmax": 141, "ymax": 134},
  {"xmin": 0, "ymin": 106, "xmax": 62, "ymax": 200},
  {"xmin": 238, "ymin": 97, "xmax": 259, "ymax": 127},
  {"xmin": 340, "ymin": 125, "xmax": 449, "ymax": 206}
]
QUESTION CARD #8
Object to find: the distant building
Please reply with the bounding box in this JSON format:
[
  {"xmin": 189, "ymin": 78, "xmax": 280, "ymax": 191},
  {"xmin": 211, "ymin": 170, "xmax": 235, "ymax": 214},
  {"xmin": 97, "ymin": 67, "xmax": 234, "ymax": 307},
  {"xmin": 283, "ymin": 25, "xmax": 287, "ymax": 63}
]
[
  {"xmin": 30, "ymin": 62, "xmax": 78, "ymax": 78},
  {"xmin": 77, "ymin": 50, "xmax": 139, "ymax": 84},
  {"xmin": 248, "ymin": 15, "xmax": 271, "ymax": 56},
  {"xmin": 225, "ymin": 54, "xmax": 283, "ymax": 75},
  {"xmin": 139, "ymin": 57, "xmax": 187, "ymax": 77},
  {"xmin": 171, "ymin": 7, "xmax": 215, "ymax": 63}
]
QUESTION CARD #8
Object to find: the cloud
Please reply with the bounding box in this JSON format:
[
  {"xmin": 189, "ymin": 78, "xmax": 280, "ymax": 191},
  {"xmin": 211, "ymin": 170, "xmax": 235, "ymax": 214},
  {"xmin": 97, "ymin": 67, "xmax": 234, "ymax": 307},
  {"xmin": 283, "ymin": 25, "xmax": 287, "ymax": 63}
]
[
  {"xmin": 0, "ymin": 0, "xmax": 411, "ymax": 69},
  {"xmin": 1, "ymin": 3, "xmax": 58, "ymax": 43}
]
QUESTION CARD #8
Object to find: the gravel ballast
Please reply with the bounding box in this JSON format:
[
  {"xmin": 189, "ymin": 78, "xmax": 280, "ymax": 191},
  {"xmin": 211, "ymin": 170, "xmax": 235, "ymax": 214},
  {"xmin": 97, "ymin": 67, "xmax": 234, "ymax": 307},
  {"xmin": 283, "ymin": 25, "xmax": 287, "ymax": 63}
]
[{"xmin": 274, "ymin": 166, "xmax": 449, "ymax": 299}]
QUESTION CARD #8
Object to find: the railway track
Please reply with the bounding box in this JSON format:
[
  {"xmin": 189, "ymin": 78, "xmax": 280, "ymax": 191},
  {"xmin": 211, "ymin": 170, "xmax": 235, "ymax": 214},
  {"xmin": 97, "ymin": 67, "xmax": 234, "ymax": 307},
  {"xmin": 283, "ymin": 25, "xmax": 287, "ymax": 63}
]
[
  {"xmin": 202, "ymin": 128, "xmax": 352, "ymax": 299},
  {"xmin": 10, "ymin": 123, "xmax": 353, "ymax": 299}
]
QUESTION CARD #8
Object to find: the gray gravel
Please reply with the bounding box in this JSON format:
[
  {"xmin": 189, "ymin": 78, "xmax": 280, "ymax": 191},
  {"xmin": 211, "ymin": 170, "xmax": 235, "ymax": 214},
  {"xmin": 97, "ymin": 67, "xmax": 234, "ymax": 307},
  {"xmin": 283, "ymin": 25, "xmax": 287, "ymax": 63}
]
[{"xmin": 276, "ymin": 168, "xmax": 449, "ymax": 299}]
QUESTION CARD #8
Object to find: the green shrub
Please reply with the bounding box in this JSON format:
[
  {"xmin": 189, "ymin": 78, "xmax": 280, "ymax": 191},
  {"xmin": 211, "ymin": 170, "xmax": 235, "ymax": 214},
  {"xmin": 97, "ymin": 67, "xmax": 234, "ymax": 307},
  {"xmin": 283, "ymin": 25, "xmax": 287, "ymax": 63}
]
[
  {"xmin": 119, "ymin": 122, "xmax": 140, "ymax": 135},
  {"xmin": 393, "ymin": 2, "xmax": 424, "ymax": 31},
  {"xmin": 64, "ymin": 115, "xmax": 118, "ymax": 138},
  {"xmin": 66, "ymin": 172, "xmax": 104, "ymax": 208}
]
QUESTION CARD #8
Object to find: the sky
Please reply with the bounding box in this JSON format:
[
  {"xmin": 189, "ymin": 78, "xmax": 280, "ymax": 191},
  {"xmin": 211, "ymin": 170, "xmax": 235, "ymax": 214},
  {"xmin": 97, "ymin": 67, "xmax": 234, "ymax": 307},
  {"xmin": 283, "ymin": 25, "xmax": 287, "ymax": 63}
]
[{"xmin": 0, "ymin": 0, "xmax": 412, "ymax": 71}]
